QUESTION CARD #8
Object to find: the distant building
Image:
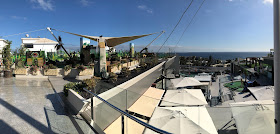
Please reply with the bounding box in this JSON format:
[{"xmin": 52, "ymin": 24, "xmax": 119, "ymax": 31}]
[
  {"xmin": 21, "ymin": 38, "xmax": 58, "ymax": 55},
  {"xmin": 0, "ymin": 39, "xmax": 8, "ymax": 58},
  {"xmin": 0, "ymin": 39, "xmax": 8, "ymax": 66}
]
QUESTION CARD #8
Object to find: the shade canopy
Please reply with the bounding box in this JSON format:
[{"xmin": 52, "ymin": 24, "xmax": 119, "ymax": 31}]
[
  {"xmin": 55, "ymin": 29, "xmax": 157, "ymax": 47},
  {"xmin": 160, "ymin": 89, "xmax": 207, "ymax": 106},
  {"xmin": 248, "ymin": 86, "xmax": 274, "ymax": 100},
  {"xmin": 171, "ymin": 77, "xmax": 203, "ymax": 88},
  {"xmin": 230, "ymin": 100, "xmax": 275, "ymax": 134},
  {"xmin": 145, "ymin": 107, "xmax": 217, "ymax": 134}
]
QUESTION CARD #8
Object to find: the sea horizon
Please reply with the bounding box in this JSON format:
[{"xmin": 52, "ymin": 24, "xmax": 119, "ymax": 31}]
[{"xmin": 173, "ymin": 52, "xmax": 270, "ymax": 60}]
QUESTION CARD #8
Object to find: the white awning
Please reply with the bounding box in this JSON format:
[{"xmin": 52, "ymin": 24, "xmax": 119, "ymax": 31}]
[
  {"xmin": 171, "ymin": 77, "xmax": 204, "ymax": 88},
  {"xmin": 230, "ymin": 100, "xmax": 275, "ymax": 134},
  {"xmin": 160, "ymin": 89, "xmax": 207, "ymax": 106},
  {"xmin": 145, "ymin": 106, "xmax": 218, "ymax": 134},
  {"xmin": 248, "ymin": 86, "xmax": 274, "ymax": 100}
]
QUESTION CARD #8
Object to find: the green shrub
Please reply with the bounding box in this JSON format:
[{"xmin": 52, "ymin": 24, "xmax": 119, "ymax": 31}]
[
  {"xmin": 136, "ymin": 68, "xmax": 141, "ymax": 73},
  {"xmin": 108, "ymin": 72, "xmax": 118, "ymax": 83},
  {"xmin": 121, "ymin": 67, "xmax": 131, "ymax": 77},
  {"xmin": 3, "ymin": 41, "xmax": 12, "ymax": 70},
  {"xmin": 140, "ymin": 62, "xmax": 147, "ymax": 69},
  {"xmin": 77, "ymin": 65, "xmax": 86, "ymax": 71},
  {"xmin": 64, "ymin": 65, "xmax": 72, "ymax": 71},
  {"xmin": 48, "ymin": 64, "xmax": 57, "ymax": 69}
]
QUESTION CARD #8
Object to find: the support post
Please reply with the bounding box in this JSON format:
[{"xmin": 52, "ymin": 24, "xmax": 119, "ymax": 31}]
[
  {"xmin": 274, "ymin": 0, "xmax": 280, "ymax": 133},
  {"xmin": 91, "ymin": 95, "xmax": 93, "ymax": 121},
  {"xmin": 121, "ymin": 114, "xmax": 124, "ymax": 134},
  {"xmin": 98, "ymin": 41, "xmax": 107, "ymax": 75}
]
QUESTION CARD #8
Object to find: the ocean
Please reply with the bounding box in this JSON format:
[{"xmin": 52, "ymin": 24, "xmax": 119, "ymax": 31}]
[{"xmin": 176, "ymin": 52, "xmax": 269, "ymax": 60}]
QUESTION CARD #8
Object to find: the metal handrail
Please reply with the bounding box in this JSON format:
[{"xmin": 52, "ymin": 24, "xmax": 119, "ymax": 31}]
[{"xmin": 82, "ymin": 88, "xmax": 172, "ymax": 134}]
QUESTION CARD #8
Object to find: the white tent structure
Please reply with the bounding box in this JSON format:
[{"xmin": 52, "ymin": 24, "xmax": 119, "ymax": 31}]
[
  {"xmin": 160, "ymin": 89, "xmax": 207, "ymax": 106},
  {"xmin": 171, "ymin": 77, "xmax": 204, "ymax": 88},
  {"xmin": 230, "ymin": 100, "xmax": 275, "ymax": 134},
  {"xmin": 248, "ymin": 86, "xmax": 274, "ymax": 100},
  {"xmin": 145, "ymin": 106, "xmax": 217, "ymax": 134},
  {"xmin": 54, "ymin": 29, "xmax": 157, "ymax": 75}
]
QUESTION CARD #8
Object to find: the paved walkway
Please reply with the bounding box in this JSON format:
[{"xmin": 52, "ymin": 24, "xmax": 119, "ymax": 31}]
[{"xmin": 0, "ymin": 77, "xmax": 94, "ymax": 134}]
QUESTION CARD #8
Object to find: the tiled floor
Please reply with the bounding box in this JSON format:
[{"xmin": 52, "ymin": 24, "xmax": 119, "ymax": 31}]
[{"xmin": 0, "ymin": 77, "xmax": 94, "ymax": 134}]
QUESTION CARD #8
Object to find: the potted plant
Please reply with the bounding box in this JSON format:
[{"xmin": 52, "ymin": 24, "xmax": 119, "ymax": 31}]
[
  {"xmin": 29, "ymin": 65, "xmax": 38, "ymax": 75},
  {"xmin": 3, "ymin": 40, "xmax": 13, "ymax": 78}
]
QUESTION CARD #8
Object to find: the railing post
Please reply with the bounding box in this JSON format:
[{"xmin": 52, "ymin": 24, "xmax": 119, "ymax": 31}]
[
  {"xmin": 121, "ymin": 114, "xmax": 124, "ymax": 134},
  {"xmin": 274, "ymin": 0, "xmax": 280, "ymax": 133},
  {"xmin": 91, "ymin": 94, "xmax": 93, "ymax": 121}
]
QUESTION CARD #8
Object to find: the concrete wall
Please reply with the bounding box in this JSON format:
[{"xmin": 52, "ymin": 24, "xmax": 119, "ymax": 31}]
[
  {"xmin": 80, "ymin": 57, "xmax": 176, "ymax": 131},
  {"xmin": 67, "ymin": 89, "xmax": 88, "ymax": 114}
]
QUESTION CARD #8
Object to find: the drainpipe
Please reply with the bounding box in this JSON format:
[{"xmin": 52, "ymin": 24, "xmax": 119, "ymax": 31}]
[{"xmin": 273, "ymin": 0, "xmax": 280, "ymax": 133}]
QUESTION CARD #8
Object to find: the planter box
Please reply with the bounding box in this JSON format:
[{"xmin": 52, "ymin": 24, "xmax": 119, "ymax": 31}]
[
  {"xmin": 15, "ymin": 68, "xmax": 27, "ymax": 75},
  {"xmin": 44, "ymin": 69, "xmax": 58, "ymax": 76},
  {"xmin": 122, "ymin": 63, "xmax": 128, "ymax": 67},
  {"xmin": 66, "ymin": 89, "xmax": 89, "ymax": 114},
  {"xmin": 64, "ymin": 68, "xmax": 94, "ymax": 77},
  {"xmin": 64, "ymin": 69, "xmax": 79, "ymax": 78},
  {"xmin": 111, "ymin": 66, "xmax": 119, "ymax": 73},
  {"xmin": 79, "ymin": 69, "xmax": 94, "ymax": 76}
]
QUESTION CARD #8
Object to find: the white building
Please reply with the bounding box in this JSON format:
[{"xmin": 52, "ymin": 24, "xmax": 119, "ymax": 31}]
[
  {"xmin": 21, "ymin": 38, "xmax": 58, "ymax": 55},
  {"xmin": 0, "ymin": 39, "xmax": 8, "ymax": 66}
]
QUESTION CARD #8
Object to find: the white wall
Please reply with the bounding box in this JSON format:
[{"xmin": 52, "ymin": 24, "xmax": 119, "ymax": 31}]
[
  {"xmin": 27, "ymin": 44, "xmax": 57, "ymax": 53},
  {"xmin": 0, "ymin": 39, "xmax": 8, "ymax": 58},
  {"xmin": 22, "ymin": 38, "xmax": 57, "ymax": 55}
]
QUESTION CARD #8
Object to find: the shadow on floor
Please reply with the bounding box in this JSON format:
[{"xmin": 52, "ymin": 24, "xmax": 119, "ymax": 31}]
[
  {"xmin": 63, "ymin": 77, "xmax": 82, "ymax": 83},
  {"xmin": 0, "ymin": 98, "xmax": 52, "ymax": 133},
  {"xmin": 0, "ymin": 120, "xmax": 20, "ymax": 134}
]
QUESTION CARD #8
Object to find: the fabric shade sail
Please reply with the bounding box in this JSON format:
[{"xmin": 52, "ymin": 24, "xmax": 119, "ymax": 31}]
[
  {"xmin": 54, "ymin": 29, "xmax": 157, "ymax": 47},
  {"xmin": 145, "ymin": 107, "xmax": 217, "ymax": 134},
  {"xmin": 171, "ymin": 77, "xmax": 204, "ymax": 88},
  {"xmin": 230, "ymin": 100, "xmax": 275, "ymax": 134},
  {"xmin": 248, "ymin": 86, "xmax": 274, "ymax": 100},
  {"xmin": 160, "ymin": 89, "xmax": 207, "ymax": 106}
]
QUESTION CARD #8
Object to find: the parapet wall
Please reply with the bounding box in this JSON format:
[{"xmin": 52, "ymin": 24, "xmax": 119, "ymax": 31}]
[{"xmin": 81, "ymin": 57, "xmax": 176, "ymax": 130}]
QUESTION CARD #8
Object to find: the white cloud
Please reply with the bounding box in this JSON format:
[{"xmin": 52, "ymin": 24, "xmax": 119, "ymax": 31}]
[
  {"xmin": 11, "ymin": 16, "xmax": 27, "ymax": 20},
  {"xmin": 229, "ymin": 0, "xmax": 273, "ymax": 4},
  {"xmin": 80, "ymin": 0, "xmax": 93, "ymax": 6},
  {"xmin": 263, "ymin": 0, "xmax": 273, "ymax": 4},
  {"xmin": 30, "ymin": 0, "xmax": 54, "ymax": 11},
  {"xmin": 137, "ymin": 5, "xmax": 153, "ymax": 14}
]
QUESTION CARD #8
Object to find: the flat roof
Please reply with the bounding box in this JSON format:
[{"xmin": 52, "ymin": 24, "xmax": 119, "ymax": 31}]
[{"xmin": 194, "ymin": 75, "xmax": 211, "ymax": 82}]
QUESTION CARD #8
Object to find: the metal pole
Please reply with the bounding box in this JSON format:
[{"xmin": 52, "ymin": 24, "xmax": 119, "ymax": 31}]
[
  {"xmin": 91, "ymin": 95, "xmax": 93, "ymax": 121},
  {"xmin": 121, "ymin": 114, "xmax": 124, "ymax": 134},
  {"xmin": 274, "ymin": 0, "xmax": 280, "ymax": 133}
]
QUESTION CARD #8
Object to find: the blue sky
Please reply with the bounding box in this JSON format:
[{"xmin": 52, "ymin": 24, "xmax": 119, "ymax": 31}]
[{"xmin": 0, "ymin": 0, "xmax": 274, "ymax": 52}]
